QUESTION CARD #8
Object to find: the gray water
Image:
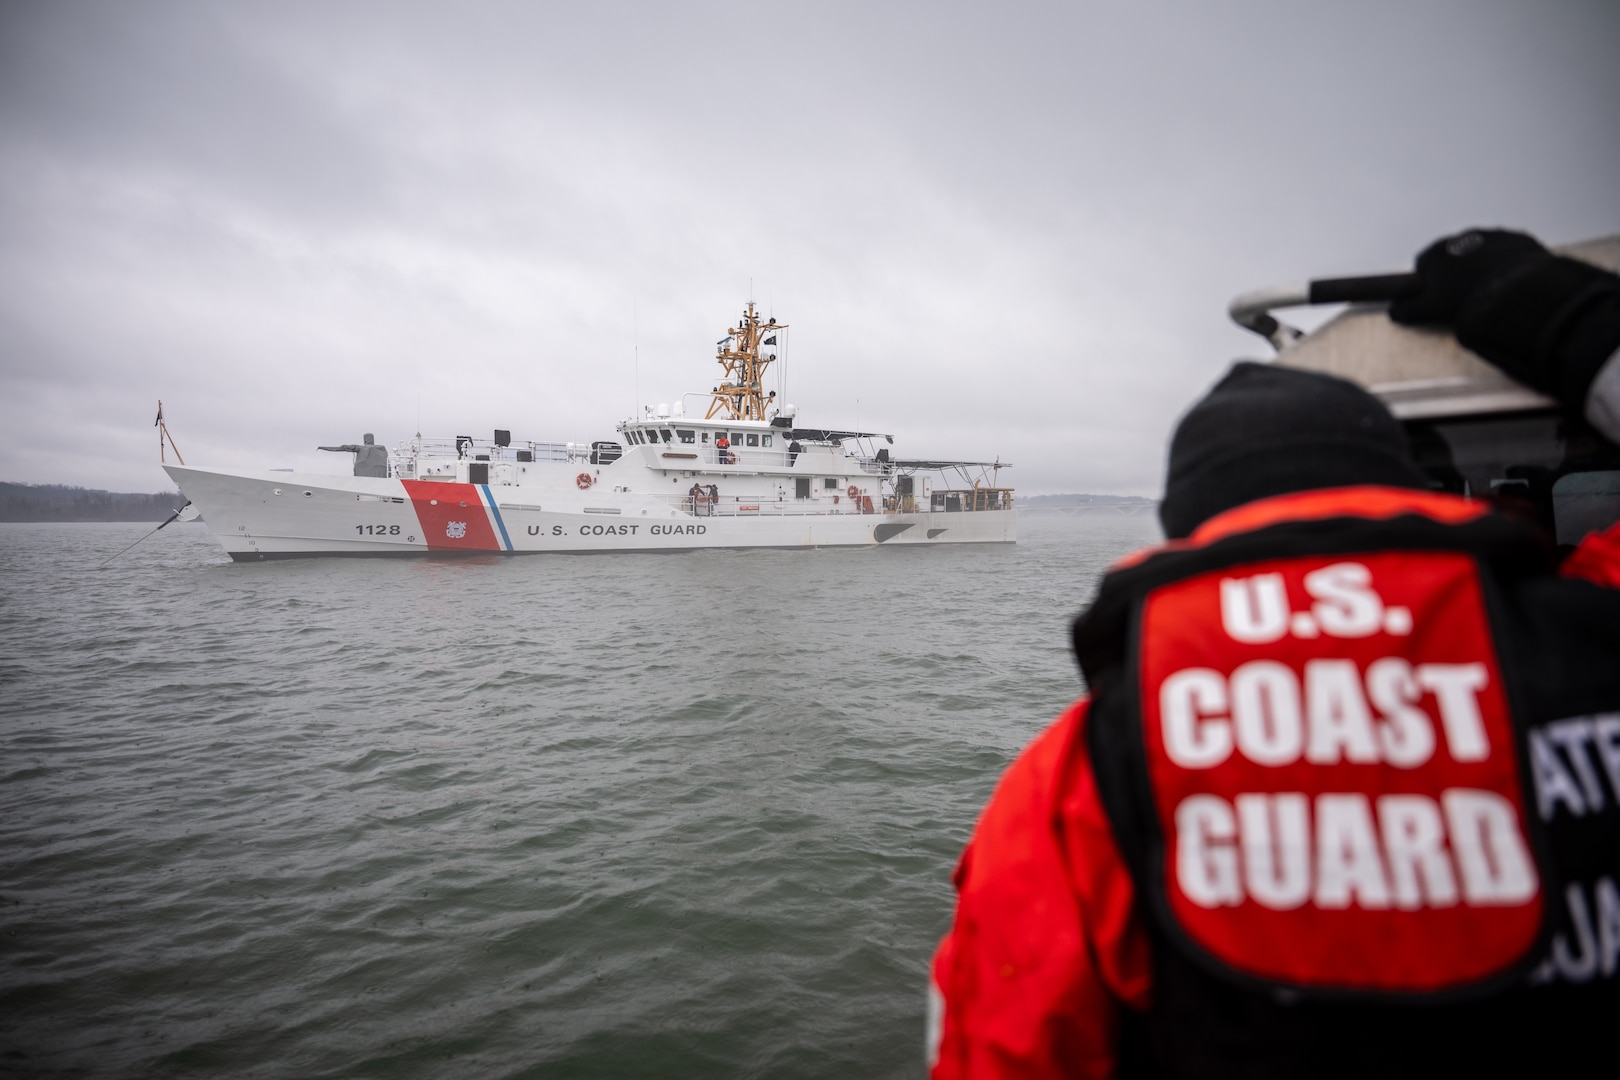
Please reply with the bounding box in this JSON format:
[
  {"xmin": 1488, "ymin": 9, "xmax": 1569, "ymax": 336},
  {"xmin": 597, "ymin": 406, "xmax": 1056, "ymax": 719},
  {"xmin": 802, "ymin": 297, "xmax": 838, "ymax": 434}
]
[{"xmin": 0, "ymin": 514, "xmax": 1159, "ymax": 1079}]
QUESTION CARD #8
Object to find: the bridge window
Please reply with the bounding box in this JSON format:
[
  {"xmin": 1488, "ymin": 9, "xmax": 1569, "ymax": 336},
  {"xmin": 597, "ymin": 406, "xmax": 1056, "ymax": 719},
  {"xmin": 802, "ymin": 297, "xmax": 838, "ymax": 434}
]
[
  {"xmin": 677, "ymin": 429, "xmax": 695, "ymax": 444},
  {"xmin": 746, "ymin": 433, "xmax": 759, "ymax": 447},
  {"xmin": 761, "ymin": 434, "xmax": 772, "ymax": 448},
  {"xmin": 824, "ymin": 477, "xmax": 838, "ymax": 490}
]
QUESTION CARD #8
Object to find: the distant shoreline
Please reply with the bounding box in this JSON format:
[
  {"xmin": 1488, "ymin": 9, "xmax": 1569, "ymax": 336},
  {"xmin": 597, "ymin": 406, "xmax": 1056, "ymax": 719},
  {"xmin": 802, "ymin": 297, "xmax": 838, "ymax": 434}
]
[
  {"xmin": 1020, "ymin": 493, "xmax": 1156, "ymax": 507},
  {"xmin": 0, "ymin": 483, "xmax": 187, "ymax": 523}
]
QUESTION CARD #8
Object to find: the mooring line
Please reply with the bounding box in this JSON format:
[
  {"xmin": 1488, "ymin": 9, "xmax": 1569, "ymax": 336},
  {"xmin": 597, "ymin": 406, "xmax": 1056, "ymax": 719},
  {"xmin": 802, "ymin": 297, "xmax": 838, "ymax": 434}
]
[{"xmin": 97, "ymin": 502, "xmax": 191, "ymax": 568}]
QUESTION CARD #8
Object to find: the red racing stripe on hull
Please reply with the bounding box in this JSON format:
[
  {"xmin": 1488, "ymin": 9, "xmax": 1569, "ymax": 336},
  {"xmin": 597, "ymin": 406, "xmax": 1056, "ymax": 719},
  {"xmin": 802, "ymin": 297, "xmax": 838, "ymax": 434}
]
[{"xmin": 401, "ymin": 481, "xmax": 502, "ymax": 552}]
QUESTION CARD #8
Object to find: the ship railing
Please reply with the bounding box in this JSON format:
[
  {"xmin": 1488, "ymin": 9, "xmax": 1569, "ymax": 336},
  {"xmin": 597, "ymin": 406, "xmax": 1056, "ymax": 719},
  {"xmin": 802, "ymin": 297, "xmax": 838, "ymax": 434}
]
[
  {"xmin": 664, "ymin": 492, "xmax": 881, "ymax": 517},
  {"xmin": 690, "ymin": 447, "xmax": 795, "ymax": 469},
  {"xmin": 398, "ymin": 436, "xmax": 574, "ymax": 466},
  {"xmin": 664, "ymin": 448, "xmax": 888, "ymax": 473}
]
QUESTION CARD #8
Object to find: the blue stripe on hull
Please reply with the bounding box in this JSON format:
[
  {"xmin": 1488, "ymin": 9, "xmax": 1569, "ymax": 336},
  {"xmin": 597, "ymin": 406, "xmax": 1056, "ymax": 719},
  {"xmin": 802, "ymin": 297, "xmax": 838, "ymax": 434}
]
[{"xmin": 479, "ymin": 484, "xmax": 514, "ymax": 550}]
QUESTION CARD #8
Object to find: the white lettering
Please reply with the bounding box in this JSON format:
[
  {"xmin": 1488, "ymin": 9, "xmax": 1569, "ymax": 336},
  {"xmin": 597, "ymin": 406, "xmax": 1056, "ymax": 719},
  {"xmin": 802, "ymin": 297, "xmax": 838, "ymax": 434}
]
[
  {"xmin": 1548, "ymin": 719, "xmax": 1608, "ymax": 811},
  {"xmin": 1538, "ymin": 877, "xmax": 1620, "ymax": 985},
  {"xmin": 1236, "ymin": 793, "xmax": 1311, "ymax": 909},
  {"xmin": 1554, "ymin": 883, "xmax": 1599, "ymax": 981},
  {"xmin": 1304, "ymin": 659, "xmax": 1380, "ymax": 764},
  {"xmin": 1154, "ymin": 659, "xmax": 1499, "ymax": 771},
  {"xmin": 1177, "ymin": 796, "xmax": 1241, "ymax": 907},
  {"xmin": 1593, "ymin": 715, "xmax": 1620, "ymax": 800},
  {"xmin": 1601, "ymin": 878, "xmax": 1620, "ymax": 979},
  {"xmin": 1442, "ymin": 789, "xmax": 1537, "ymax": 904},
  {"xmin": 1220, "ymin": 573, "xmax": 1290, "ymax": 643},
  {"xmin": 1416, "ymin": 663, "xmax": 1491, "ymax": 761},
  {"xmin": 1529, "ymin": 714, "xmax": 1620, "ymax": 822},
  {"xmin": 1529, "ymin": 729, "xmax": 1587, "ymax": 820},
  {"xmin": 1314, "ymin": 794, "xmax": 1392, "ymax": 909},
  {"xmin": 1171, "ymin": 791, "xmax": 1539, "ymax": 913},
  {"xmin": 1161, "ymin": 669, "xmax": 1232, "ymax": 769},
  {"xmin": 1231, "ymin": 661, "xmax": 1303, "ymax": 766},
  {"xmin": 1304, "ymin": 562, "xmax": 1384, "ymax": 638},
  {"xmin": 1377, "ymin": 795, "xmax": 1458, "ymax": 909},
  {"xmin": 1364, "ymin": 658, "xmax": 1435, "ymax": 768}
]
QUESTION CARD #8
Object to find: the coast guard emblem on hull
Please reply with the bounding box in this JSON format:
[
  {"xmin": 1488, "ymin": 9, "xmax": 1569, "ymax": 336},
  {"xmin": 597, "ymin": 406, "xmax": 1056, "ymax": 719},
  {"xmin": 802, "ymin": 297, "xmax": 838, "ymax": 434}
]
[{"xmin": 445, "ymin": 521, "xmax": 468, "ymax": 539}]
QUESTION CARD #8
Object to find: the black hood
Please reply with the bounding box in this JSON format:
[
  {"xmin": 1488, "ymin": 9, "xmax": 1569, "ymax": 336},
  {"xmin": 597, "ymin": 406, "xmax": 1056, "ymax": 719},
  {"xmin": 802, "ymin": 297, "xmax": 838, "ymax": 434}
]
[{"xmin": 1159, "ymin": 362, "xmax": 1427, "ymax": 539}]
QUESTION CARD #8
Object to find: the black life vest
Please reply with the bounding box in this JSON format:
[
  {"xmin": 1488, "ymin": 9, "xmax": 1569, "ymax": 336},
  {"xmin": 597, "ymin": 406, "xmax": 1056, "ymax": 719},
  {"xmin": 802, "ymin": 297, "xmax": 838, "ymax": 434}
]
[{"xmin": 1072, "ymin": 489, "xmax": 1620, "ymax": 1077}]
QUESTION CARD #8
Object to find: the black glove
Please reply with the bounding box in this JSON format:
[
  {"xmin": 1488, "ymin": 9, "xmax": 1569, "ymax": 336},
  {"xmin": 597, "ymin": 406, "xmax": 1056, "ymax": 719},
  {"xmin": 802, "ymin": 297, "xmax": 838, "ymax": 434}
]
[
  {"xmin": 1388, "ymin": 229, "xmax": 1550, "ymax": 328},
  {"xmin": 1391, "ymin": 228, "xmax": 1620, "ymax": 407}
]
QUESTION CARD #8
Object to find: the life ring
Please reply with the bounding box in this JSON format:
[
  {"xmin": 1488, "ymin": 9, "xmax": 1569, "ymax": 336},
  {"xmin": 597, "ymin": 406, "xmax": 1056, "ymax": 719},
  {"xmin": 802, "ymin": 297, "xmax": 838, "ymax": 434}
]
[
  {"xmin": 576, "ymin": 472, "xmax": 594, "ymax": 490},
  {"xmin": 846, "ymin": 484, "xmax": 860, "ymax": 498}
]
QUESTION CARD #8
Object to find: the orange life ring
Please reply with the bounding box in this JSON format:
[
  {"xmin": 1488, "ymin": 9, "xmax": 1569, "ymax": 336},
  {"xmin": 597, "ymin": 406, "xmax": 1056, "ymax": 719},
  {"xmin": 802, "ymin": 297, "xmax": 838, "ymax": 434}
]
[
  {"xmin": 846, "ymin": 484, "xmax": 860, "ymax": 498},
  {"xmin": 576, "ymin": 472, "xmax": 594, "ymax": 490}
]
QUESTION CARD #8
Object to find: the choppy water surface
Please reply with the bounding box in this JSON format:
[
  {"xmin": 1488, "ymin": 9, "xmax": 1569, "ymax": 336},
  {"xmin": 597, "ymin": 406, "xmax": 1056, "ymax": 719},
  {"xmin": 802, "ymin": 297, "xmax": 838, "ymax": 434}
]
[{"xmin": 0, "ymin": 514, "xmax": 1159, "ymax": 1078}]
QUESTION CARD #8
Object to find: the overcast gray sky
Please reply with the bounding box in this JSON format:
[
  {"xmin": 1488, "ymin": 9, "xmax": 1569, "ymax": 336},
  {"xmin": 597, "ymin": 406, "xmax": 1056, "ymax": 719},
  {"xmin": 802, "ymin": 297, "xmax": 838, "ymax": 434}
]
[{"xmin": 2, "ymin": 0, "xmax": 1616, "ymax": 496}]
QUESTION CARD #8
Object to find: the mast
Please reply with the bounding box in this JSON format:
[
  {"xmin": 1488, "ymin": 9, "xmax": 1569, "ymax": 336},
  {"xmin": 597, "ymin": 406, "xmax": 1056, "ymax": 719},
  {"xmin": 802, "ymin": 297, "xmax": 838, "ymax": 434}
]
[{"xmin": 705, "ymin": 301, "xmax": 786, "ymax": 421}]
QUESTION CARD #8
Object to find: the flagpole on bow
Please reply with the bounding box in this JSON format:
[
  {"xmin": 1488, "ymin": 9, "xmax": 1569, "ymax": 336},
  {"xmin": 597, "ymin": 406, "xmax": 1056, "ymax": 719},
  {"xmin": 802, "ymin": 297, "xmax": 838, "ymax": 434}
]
[{"xmin": 156, "ymin": 400, "xmax": 186, "ymax": 465}]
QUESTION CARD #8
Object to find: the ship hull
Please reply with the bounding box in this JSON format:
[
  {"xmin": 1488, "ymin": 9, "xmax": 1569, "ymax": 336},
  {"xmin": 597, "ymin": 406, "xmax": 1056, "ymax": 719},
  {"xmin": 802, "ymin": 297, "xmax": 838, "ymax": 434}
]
[{"xmin": 166, "ymin": 465, "xmax": 1016, "ymax": 560}]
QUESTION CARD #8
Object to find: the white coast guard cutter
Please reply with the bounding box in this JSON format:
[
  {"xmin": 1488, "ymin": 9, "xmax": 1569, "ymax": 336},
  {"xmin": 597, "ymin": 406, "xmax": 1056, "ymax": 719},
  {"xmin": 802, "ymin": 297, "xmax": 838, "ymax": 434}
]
[{"xmin": 166, "ymin": 302, "xmax": 1015, "ymax": 560}]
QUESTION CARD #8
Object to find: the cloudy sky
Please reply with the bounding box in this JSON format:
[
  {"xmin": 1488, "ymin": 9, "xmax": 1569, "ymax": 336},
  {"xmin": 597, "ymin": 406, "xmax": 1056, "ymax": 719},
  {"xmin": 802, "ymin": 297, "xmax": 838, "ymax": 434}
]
[{"xmin": 2, "ymin": 0, "xmax": 1616, "ymax": 496}]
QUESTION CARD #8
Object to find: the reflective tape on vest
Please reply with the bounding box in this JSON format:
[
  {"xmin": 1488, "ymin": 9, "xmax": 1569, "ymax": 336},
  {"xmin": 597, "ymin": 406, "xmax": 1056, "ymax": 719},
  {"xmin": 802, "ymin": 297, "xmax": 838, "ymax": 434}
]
[{"xmin": 1139, "ymin": 551, "xmax": 1543, "ymax": 992}]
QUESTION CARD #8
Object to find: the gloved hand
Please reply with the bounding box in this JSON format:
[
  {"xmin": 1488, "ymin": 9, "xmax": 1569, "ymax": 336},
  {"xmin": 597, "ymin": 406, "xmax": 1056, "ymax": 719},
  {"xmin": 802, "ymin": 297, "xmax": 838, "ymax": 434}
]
[
  {"xmin": 1390, "ymin": 227, "xmax": 1620, "ymax": 409},
  {"xmin": 1388, "ymin": 228, "xmax": 1550, "ymax": 328}
]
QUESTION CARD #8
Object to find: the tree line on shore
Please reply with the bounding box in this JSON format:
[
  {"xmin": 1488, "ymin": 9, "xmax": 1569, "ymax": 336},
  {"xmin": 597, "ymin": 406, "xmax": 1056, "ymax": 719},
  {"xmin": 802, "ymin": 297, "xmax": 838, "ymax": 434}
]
[{"xmin": 0, "ymin": 483, "xmax": 187, "ymax": 523}]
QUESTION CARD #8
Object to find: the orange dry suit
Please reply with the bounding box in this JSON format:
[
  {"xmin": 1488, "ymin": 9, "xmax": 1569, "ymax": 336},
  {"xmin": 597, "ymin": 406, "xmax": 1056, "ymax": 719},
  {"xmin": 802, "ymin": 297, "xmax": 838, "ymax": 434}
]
[{"xmin": 929, "ymin": 486, "xmax": 1620, "ymax": 1078}]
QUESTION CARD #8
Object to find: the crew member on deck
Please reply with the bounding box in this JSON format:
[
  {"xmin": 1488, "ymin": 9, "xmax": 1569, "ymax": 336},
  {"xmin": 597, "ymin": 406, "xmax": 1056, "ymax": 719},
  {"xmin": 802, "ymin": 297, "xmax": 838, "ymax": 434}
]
[
  {"xmin": 929, "ymin": 229, "xmax": 1620, "ymax": 1078},
  {"xmin": 318, "ymin": 433, "xmax": 389, "ymax": 478}
]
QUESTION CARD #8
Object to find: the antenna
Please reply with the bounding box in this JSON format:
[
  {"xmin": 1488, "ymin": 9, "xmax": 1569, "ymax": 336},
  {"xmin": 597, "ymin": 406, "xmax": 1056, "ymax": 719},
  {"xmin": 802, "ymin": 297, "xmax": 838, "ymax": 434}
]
[{"xmin": 634, "ymin": 298, "xmax": 640, "ymax": 418}]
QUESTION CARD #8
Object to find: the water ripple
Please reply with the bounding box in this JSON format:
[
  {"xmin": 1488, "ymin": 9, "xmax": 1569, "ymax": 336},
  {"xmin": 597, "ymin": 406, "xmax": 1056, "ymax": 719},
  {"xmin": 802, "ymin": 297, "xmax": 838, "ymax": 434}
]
[{"xmin": 0, "ymin": 515, "xmax": 1157, "ymax": 1078}]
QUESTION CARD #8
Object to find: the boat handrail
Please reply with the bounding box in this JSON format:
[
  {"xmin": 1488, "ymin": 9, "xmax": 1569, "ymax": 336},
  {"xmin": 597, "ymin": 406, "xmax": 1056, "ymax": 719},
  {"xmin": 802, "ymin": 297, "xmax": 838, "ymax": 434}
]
[{"xmin": 1227, "ymin": 273, "xmax": 1419, "ymax": 352}]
